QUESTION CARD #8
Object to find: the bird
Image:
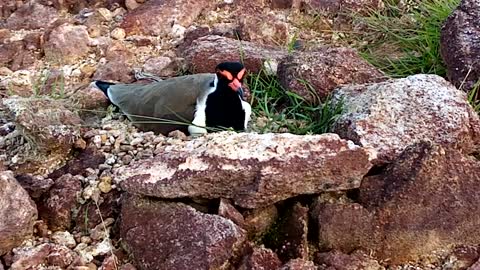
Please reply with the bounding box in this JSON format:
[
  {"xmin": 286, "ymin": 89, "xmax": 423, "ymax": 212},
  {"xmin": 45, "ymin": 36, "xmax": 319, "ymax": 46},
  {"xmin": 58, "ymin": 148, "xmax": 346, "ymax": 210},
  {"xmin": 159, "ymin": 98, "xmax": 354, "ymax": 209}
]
[{"xmin": 92, "ymin": 61, "xmax": 252, "ymax": 136}]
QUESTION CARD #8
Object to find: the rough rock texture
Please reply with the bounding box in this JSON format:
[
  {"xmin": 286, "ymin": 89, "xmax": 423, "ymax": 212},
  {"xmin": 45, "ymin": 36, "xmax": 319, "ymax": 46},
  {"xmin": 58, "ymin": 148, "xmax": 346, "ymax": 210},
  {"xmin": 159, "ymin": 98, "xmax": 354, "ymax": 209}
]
[
  {"xmin": 0, "ymin": 40, "xmax": 37, "ymax": 72},
  {"xmin": 332, "ymin": 74, "xmax": 480, "ymax": 164},
  {"xmin": 302, "ymin": 0, "xmax": 384, "ymax": 15},
  {"xmin": 0, "ymin": 171, "xmax": 38, "ymax": 256},
  {"xmin": 238, "ymin": 12, "xmax": 290, "ymax": 46},
  {"xmin": 44, "ymin": 23, "xmax": 91, "ymax": 65},
  {"xmin": 266, "ymin": 203, "xmax": 309, "ymax": 262},
  {"xmin": 48, "ymin": 146, "xmax": 105, "ymax": 179},
  {"xmin": 2, "ymin": 97, "xmax": 83, "ymax": 174},
  {"xmin": 9, "ymin": 243, "xmax": 77, "ymax": 270},
  {"xmin": 238, "ymin": 246, "xmax": 282, "ymax": 270},
  {"xmin": 219, "ymin": 198, "xmax": 245, "ymax": 227},
  {"xmin": 15, "ymin": 174, "xmax": 54, "ymax": 199},
  {"xmin": 314, "ymin": 250, "xmax": 384, "ymax": 270},
  {"xmin": 69, "ymin": 85, "xmax": 109, "ymax": 110},
  {"xmin": 182, "ymin": 35, "xmax": 288, "ymax": 74},
  {"xmin": 120, "ymin": 0, "xmax": 214, "ymax": 37},
  {"xmin": 120, "ymin": 195, "xmax": 247, "ymax": 270},
  {"xmin": 440, "ymin": 0, "xmax": 480, "ymax": 92},
  {"xmin": 312, "ymin": 142, "xmax": 480, "ymax": 264},
  {"xmin": 39, "ymin": 174, "xmax": 82, "ymax": 231},
  {"xmin": 5, "ymin": 1, "xmax": 59, "ymax": 30},
  {"xmin": 118, "ymin": 132, "xmax": 375, "ymax": 208},
  {"xmin": 278, "ymin": 48, "xmax": 386, "ymax": 104},
  {"xmin": 74, "ymin": 190, "xmax": 121, "ymax": 232},
  {"xmin": 280, "ymin": 259, "xmax": 318, "ymax": 270},
  {"xmin": 244, "ymin": 205, "xmax": 279, "ymax": 239}
]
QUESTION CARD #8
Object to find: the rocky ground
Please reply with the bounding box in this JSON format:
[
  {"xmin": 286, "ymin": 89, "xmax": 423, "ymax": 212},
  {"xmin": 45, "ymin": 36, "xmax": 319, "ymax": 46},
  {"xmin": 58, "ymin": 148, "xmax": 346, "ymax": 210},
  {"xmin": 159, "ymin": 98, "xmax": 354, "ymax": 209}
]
[{"xmin": 1, "ymin": 0, "xmax": 480, "ymax": 269}]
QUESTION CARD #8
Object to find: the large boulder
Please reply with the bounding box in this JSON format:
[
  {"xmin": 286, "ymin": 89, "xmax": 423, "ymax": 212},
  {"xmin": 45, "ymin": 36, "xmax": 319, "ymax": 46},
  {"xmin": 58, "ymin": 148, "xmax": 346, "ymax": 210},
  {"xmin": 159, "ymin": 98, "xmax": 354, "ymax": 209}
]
[
  {"xmin": 181, "ymin": 35, "xmax": 288, "ymax": 74},
  {"xmin": 0, "ymin": 170, "xmax": 38, "ymax": 256},
  {"xmin": 5, "ymin": 1, "xmax": 59, "ymax": 30},
  {"xmin": 44, "ymin": 23, "xmax": 91, "ymax": 65},
  {"xmin": 311, "ymin": 141, "xmax": 480, "ymax": 264},
  {"xmin": 2, "ymin": 97, "xmax": 83, "ymax": 175},
  {"xmin": 120, "ymin": 0, "xmax": 215, "ymax": 37},
  {"xmin": 116, "ymin": 132, "xmax": 375, "ymax": 209},
  {"xmin": 440, "ymin": 0, "xmax": 480, "ymax": 92},
  {"xmin": 332, "ymin": 74, "xmax": 480, "ymax": 164},
  {"xmin": 277, "ymin": 48, "xmax": 386, "ymax": 104},
  {"xmin": 120, "ymin": 195, "xmax": 247, "ymax": 269}
]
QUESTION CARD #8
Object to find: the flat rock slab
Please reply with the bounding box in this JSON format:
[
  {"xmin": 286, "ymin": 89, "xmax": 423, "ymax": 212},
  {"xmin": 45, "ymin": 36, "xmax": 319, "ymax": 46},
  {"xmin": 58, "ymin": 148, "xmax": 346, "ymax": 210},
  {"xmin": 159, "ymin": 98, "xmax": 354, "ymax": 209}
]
[
  {"xmin": 332, "ymin": 74, "xmax": 480, "ymax": 164},
  {"xmin": 120, "ymin": 195, "xmax": 246, "ymax": 270},
  {"xmin": 117, "ymin": 132, "xmax": 375, "ymax": 208}
]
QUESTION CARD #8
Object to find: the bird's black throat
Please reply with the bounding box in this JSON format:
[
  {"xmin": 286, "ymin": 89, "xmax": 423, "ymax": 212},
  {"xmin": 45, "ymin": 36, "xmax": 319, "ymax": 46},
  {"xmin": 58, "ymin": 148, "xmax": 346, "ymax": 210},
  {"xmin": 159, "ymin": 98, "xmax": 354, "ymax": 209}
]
[{"xmin": 205, "ymin": 84, "xmax": 245, "ymax": 132}]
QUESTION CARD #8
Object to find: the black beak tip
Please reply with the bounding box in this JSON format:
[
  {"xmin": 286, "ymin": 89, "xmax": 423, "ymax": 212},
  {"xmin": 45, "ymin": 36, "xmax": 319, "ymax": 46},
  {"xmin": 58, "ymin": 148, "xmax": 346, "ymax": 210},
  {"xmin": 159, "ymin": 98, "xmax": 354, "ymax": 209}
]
[{"xmin": 238, "ymin": 87, "xmax": 244, "ymax": 99}]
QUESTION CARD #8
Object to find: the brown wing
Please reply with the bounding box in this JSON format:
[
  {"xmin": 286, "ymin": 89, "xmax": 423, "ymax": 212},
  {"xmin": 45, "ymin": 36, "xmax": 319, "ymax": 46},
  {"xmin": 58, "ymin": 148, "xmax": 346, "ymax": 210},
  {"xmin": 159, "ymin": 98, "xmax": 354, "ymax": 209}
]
[{"xmin": 107, "ymin": 73, "xmax": 215, "ymax": 134}]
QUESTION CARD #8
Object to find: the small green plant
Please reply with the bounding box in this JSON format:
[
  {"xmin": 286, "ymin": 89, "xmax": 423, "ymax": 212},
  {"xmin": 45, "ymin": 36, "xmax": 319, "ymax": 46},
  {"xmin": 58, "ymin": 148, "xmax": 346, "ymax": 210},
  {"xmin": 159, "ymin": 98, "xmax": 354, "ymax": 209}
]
[
  {"xmin": 467, "ymin": 80, "xmax": 480, "ymax": 114},
  {"xmin": 354, "ymin": 0, "xmax": 461, "ymax": 77},
  {"xmin": 246, "ymin": 68, "xmax": 344, "ymax": 135}
]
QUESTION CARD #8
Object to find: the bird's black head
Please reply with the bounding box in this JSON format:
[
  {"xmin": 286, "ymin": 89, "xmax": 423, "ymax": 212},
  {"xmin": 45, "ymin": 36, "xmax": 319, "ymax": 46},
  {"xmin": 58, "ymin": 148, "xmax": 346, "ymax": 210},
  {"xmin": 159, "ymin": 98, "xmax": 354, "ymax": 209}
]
[{"xmin": 215, "ymin": 61, "xmax": 247, "ymax": 99}]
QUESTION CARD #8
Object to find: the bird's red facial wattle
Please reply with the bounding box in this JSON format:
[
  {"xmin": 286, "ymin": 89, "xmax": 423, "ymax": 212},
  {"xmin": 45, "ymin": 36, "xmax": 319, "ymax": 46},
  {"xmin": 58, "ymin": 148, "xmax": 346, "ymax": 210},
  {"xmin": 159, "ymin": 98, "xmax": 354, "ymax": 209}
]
[{"xmin": 218, "ymin": 68, "xmax": 246, "ymax": 92}]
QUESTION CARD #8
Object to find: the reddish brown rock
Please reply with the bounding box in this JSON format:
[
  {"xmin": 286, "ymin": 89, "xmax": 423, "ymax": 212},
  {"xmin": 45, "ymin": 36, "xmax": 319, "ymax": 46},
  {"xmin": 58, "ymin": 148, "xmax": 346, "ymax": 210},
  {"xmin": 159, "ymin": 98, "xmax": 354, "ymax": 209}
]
[
  {"xmin": 332, "ymin": 74, "xmax": 480, "ymax": 164},
  {"xmin": 277, "ymin": 47, "xmax": 386, "ymax": 104},
  {"xmin": 15, "ymin": 174, "xmax": 54, "ymax": 199},
  {"xmin": 238, "ymin": 13, "xmax": 290, "ymax": 46},
  {"xmin": 142, "ymin": 56, "xmax": 177, "ymax": 78},
  {"xmin": 314, "ymin": 250, "xmax": 383, "ymax": 270},
  {"xmin": 0, "ymin": 40, "xmax": 37, "ymax": 71},
  {"xmin": 117, "ymin": 132, "xmax": 375, "ymax": 209},
  {"xmin": 93, "ymin": 60, "xmax": 134, "ymax": 83},
  {"xmin": 37, "ymin": 0, "xmax": 124, "ymax": 13},
  {"xmin": 182, "ymin": 35, "xmax": 288, "ymax": 74},
  {"xmin": 39, "ymin": 174, "xmax": 82, "ymax": 231},
  {"xmin": 238, "ymin": 246, "xmax": 282, "ymax": 270},
  {"xmin": 312, "ymin": 142, "xmax": 480, "ymax": 264},
  {"xmin": 44, "ymin": 23, "xmax": 91, "ymax": 65},
  {"xmin": 120, "ymin": 195, "xmax": 247, "ymax": 270},
  {"xmin": 0, "ymin": 0, "xmax": 20, "ymax": 20},
  {"xmin": 2, "ymin": 97, "xmax": 83, "ymax": 174},
  {"xmin": 219, "ymin": 198, "xmax": 245, "ymax": 227},
  {"xmin": 266, "ymin": 202, "xmax": 309, "ymax": 262},
  {"xmin": 443, "ymin": 245, "xmax": 479, "ymax": 270},
  {"xmin": 301, "ymin": 0, "xmax": 384, "ymax": 15},
  {"xmin": 244, "ymin": 205, "xmax": 279, "ymax": 239},
  {"xmin": 280, "ymin": 259, "xmax": 317, "ymax": 270},
  {"xmin": 270, "ymin": 0, "xmax": 295, "ymax": 9},
  {"xmin": 69, "ymin": 85, "xmax": 109, "ymax": 111},
  {"xmin": 74, "ymin": 190, "xmax": 121, "ymax": 233},
  {"xmin": 440, "ymin": 0, "xmax": 480, "ymax": 93},
  {"xmin": 9, "ymin": 243, "xmax": 76, "ymax": 270},
  {"xmin": 120, "ymin": 0, "xmax": 215, "ymax": 37},
  {"xmin": 0, "ymin": 171, "xmax": 38, "ymax": 256},
  {"xmin": 48, "ymin": 146, "xmax": 105, "ymax": 179},
  {"xmin": 5, "ymin": 1, "xmax": 59, "ymax": 30}
]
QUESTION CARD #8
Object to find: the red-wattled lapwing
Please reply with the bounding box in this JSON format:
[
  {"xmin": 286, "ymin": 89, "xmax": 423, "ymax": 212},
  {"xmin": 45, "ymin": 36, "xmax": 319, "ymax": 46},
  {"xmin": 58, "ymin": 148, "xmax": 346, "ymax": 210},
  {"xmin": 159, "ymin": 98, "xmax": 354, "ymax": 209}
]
[{"xmin": 92, "ymin": 61, "xmax": 252, "ymax": 136}]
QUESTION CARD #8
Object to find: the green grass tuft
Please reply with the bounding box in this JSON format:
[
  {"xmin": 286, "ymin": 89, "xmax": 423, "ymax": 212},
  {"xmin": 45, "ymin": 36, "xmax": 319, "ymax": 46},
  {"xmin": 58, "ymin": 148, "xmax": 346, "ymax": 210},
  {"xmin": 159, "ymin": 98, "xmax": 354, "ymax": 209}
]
[
  {"xmin": 353, "ymin": 0, "xmax": 461, "ymax": 78},
  {"xmin": 467, "ymin": 80, "xmax": 480, "ymax": 114},
  {"xmin": 246, "ymin": 69, "xmax": 344, "ymax": 135}
]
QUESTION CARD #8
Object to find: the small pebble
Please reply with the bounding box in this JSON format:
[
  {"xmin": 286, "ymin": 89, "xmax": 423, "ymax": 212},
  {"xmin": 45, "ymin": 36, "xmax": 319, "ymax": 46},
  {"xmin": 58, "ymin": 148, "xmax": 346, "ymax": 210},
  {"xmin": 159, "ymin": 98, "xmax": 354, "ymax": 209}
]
[
  {"xmin": 110, "ymin": 28, "xmax": 126, "ymax": 40},
  {"xmin": 130, "ymin": 137, "xmax": 143, "ymax": 146}
]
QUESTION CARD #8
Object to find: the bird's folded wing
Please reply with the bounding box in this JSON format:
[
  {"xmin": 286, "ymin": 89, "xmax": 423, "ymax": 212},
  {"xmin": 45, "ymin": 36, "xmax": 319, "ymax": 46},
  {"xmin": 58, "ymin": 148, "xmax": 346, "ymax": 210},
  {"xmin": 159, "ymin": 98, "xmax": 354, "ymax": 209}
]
[{"xmin": 107, "ymin": 73, "xmax": 215, "ymax": 126}]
